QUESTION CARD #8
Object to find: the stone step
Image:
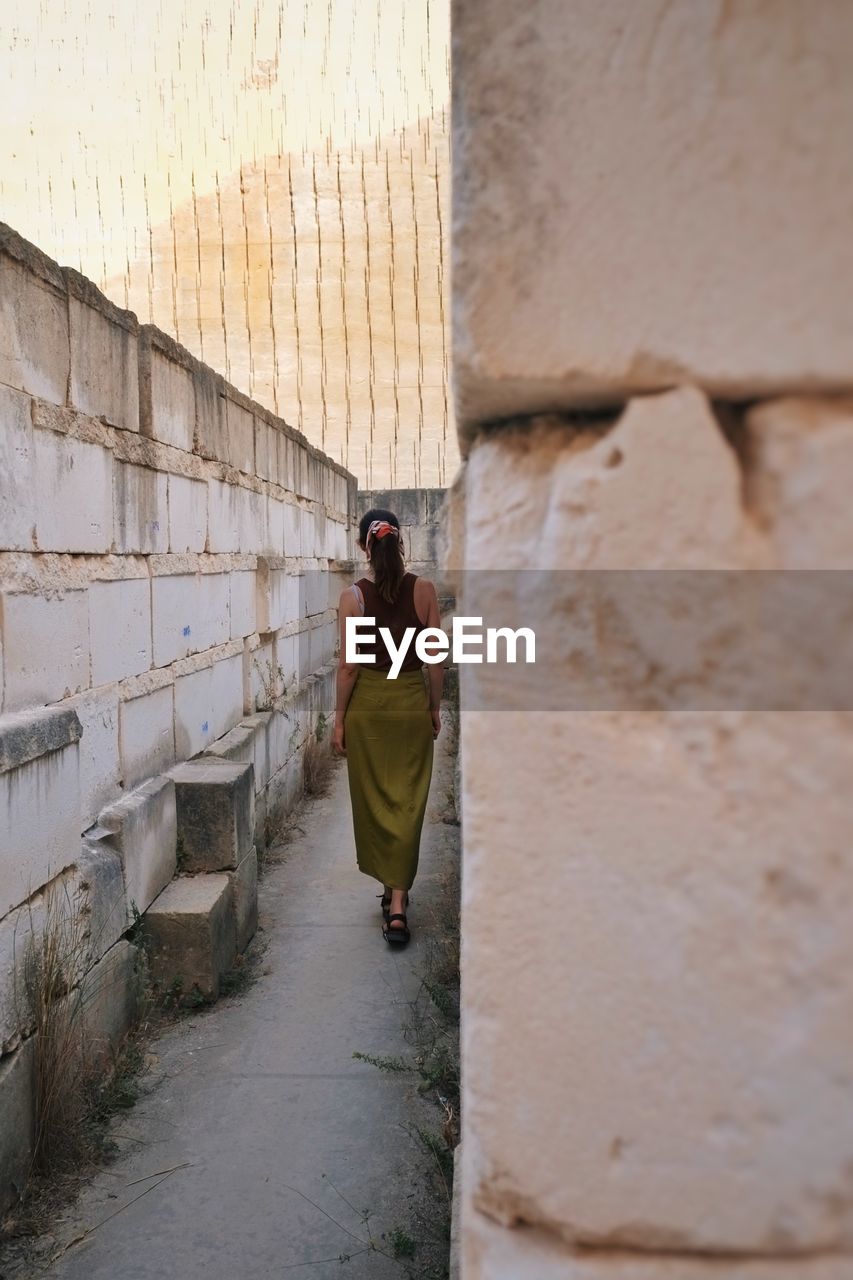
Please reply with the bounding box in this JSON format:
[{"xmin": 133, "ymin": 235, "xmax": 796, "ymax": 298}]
[
  {"xmin": 170, "ymin": 760, "xmax": 254, "ymax": 873},
  {"xmin": 143, "ymin": 874, "xmax": 235, "ymax": 1005}
]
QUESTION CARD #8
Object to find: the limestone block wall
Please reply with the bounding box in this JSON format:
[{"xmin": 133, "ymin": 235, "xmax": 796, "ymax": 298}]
[
  {"xmin": 452, "ymin": 3, "xmax": 853, "ymax": 1277},
  {"xmin": 0, "ymin": 221, "xmax": 355, "ymax": 1213}
]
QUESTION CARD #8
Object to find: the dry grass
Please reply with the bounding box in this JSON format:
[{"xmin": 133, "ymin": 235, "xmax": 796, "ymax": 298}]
[
  {"xmin": 23, "ymin": 881, "xmax": 93, "ymax": 1178},
  {"xmin": 257, "ymin": 716, "xmax": 338, "ymax": 873},
  {"xmin": 2, "ymin": 882, "xmax": 152, "ymax": 1242},
  {"xmin": 302, "ymin": 735, "xmax": 335, "ymax": 798}
]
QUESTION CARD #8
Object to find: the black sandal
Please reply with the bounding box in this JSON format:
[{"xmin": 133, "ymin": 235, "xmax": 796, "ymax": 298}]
[
  {"xmin": 379, "ymin": 890, "xmax": 408, "ymax": 923},
  {"xmin": 383, "ymin": 913, "xmax": 410, "ymax": 946}
]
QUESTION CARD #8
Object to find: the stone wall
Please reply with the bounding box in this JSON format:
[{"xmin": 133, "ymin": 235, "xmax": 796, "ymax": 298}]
[
  {"xmin": 0, "ymin": 0, "xmax": 456, "ymax": 489},
  {"xmin": 451, "ymin": 3, "xmax": 853, "ymax": 1277},
  {"xmin": 0, "ymin": 221, "xmax": 356, "ymax": 1214}
]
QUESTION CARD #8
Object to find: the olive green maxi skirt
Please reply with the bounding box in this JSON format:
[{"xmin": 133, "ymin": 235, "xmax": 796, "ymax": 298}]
[{"xmin": 345, "ymin": 668, "xmax": 434, "ymax": 891}]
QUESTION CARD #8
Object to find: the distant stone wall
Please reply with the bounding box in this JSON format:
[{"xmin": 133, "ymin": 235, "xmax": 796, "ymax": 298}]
[{"xmin": 0, "ymin": 221, "xmax": 356, "ymax": 1214}]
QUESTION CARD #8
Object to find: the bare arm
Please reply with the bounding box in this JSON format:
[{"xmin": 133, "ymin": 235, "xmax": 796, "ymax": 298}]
[
  {"xmin": 415, "ymin": 577, "xmax": 445, "ymax": 736},
  {"xmin": 333, "ymin": 587, "xmax": 362, "ymax": 755}
]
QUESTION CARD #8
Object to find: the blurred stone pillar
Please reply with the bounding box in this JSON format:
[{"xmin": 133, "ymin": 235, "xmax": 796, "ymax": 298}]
[{"xmin": 451, "ymin": 2, "xmax": 853, "ymax": 1275}]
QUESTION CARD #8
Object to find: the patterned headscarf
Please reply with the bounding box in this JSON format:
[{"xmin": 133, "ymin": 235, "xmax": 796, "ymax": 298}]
[{"xmin": 366, "ymin": 519, "xmax": 399, "ymax": 554}]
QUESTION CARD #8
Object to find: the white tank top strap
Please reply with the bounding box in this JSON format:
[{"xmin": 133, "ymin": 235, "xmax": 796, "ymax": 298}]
[{"xmin": 351, "ymin": 582, "xmax": 365, "ymax": 615}]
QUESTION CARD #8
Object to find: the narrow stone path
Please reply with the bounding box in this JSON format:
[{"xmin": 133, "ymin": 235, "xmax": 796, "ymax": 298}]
[{"xmin": 23, "ymin": 727, "xmax": 459, "ymax": 1279}]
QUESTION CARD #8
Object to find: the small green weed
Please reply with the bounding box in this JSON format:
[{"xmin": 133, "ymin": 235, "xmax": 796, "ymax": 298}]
[
  {"xmin": 351, "ymin": 1050, "xmax": 411, "ymax": 1073},
  {"xmin": 386, "ymin": 1225, "xmax": 417, "ymax": 1259}
]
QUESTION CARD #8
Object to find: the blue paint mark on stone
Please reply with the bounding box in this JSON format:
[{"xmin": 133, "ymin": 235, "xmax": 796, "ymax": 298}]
[
  {"xmin": 201, "ymin": 721, "xmax": 209, "ymax": 734},
  {"xmin": 151, "ymin": 520, "xmax": 160, "ymax": 531},
  {"xmin": 182, "ymin": 625, "xmax": 191, "ymax": 637}
]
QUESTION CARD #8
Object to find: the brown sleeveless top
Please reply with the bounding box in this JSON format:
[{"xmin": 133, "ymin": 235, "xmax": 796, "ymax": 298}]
[{"xmin": 356, "ymin": 572, "xmax": 427, "ymax": 673}]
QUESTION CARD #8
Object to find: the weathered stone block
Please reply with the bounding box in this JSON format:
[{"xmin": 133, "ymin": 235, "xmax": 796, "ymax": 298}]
[
  {"xmin": 0, "ymin": 704, "xmax": 81, "ymax": 773},
  {"xmin": 459, "ymin": 391, "xmax": 853, "ymax": 1255},
  {"xmin": 229, "ymin": 846, "xmax": 258, "ymax": 953},
  {"xmin": 300, "ymin": 505, "xmax": 319, "ymax": 557},
  {"xmin": 0, "ymin": 385, "xmax": 36, "ymax": 551},
  {"xmin": 88, "ymin": 577, "xmax": 152, "ymax": 685},
  {"xmin": 202, "ymin": 721, "xmax": 256, "ymax": 768},
  {"xmin": 225, "ymin": 393, "xmax": 255, "ymax": 473},
  {"xmin": 0, "ymin": 1035, "xmax": 36, "ymax": 1218},
  {"xmin": 0, "ymin": 733, "xmax": 82, "ymax": 917},
  {"xmin": 304, "ymin": 570, "xmax": 329, "ymax": 618},
  {"xmin": 296, "ymin": 627, "xmax": 315, "ymax": 681},
  {"xmin": 238, "ymin": 486, "xmax": 268, "ymax": 553},
  {"xmin": 273, "ymin": 633, "xmax": 297, "ymax": 694},
  {"xmin": 265, "ymin": 752, "xmax": 303, "ymax": 819},
  {"xmin": 32, "ymin": 429, "xmax": 113, "ymax": 553},
  {"xmin": 74, "ymin": 840, "xmax": 127, "ymax": 967},
  {"xmin": 95, "ymin": 776, "xmax": 177, "ymax": 919},
  {"xmin": 452, "ymin": 0, "xmax": 853, "ymax": 431},
  {"xmin": 0, "ymin": 842, "xmax": 124, "ymax": 1055},
  {"xmin": 240, "ymin": 711, "xmax": 273, "ymax": 791},
  {"xmin": 745, "ymin": 397, "xmax": 853, "ymax": 569},
  {"xmin": 139, "ymin": 326, "xmax": 195, "ymax": 452},
  {"xmin": 68, "ymin": 686, "xmax": 121, "ymax": 827},
  {"xmin": 0, "ymin": 588, "xmax": 90, "ymax": 712},
  {"xmin": 193, "ymin": 363, "xmax": 228, "ymax": 462},
  {"xmin": 77, "ymin": 941, "xmax": 143, "ymax": 1070},
  {"xmin": 207, "ymin": 478, "xmax": 241, "ymax": 552},
  {"xmin": 254, "ymin": 415, "xmax": 276, "ymax": 483},
  {"xmin": 276, "ymin": 431, "xmax": 295, "ymax": 493},
  {"xmin": 0, "ymin": 225, "xmax": 69, "ymax": 406},
  {"xmin": 143, "ymin": 873, "xmax": 235, "ymax": 1003},
  {"xmin": 0, "ymin": 912, "xmax": 35, "ymax": 1055},
  {"xmin": 267, "ymin": 495, "xmax": 284, "ymax": 556},
  {"xmin": 113, "ymin": 460, "xmax": 168, "ymax": 554},
  {"xmin": 406, "ymin": 523, "xmax": 436, "ymax": 565},
  {"xmin": 309, "ymin": 663, "xmax": 336, "ymax": 724},
  {"xmin": 173, "ymin": 651, "xmax": 244, "ymax": 759},
  {"xmin": 66, "ymin": 270, "xmax": 139, "ymax": 430},
  {"xmin": 463, "ymin": 1202, "xmax": 853, "ymax": 1280},
  {"xmin": 171, "ymin": 759, "xmax": 255, "ymax": 872},
  {"xmin": 308, "ymin": 620, "xmax": 335, "ymax": 671},
  {"xmin": 282, "ymin": 500, "xmax": 301, "ymax": 553},
  {"xmin": 256, "ymin": 562, "xmax": 293, "ymax": 632},
  {"xmin": 152, "ymin": 572, "xmax": 230, "ymax": 666},
  {"xmin": 167, "ymin": 473, "xmax": 208, "ymax": 552},
  {"xmin": 230, "ymin": 570, "xmax": 257, "ymax": 639},
  {"xmin": 119, "ymin": 682, "xmax": 175, "ymax": 790},
  {"xmin": 362, "ymin": 487, "xmax": 424, "ymax": 526}
]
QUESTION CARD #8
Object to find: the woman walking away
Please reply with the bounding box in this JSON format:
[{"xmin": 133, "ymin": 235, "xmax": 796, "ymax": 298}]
[{"xmin": 333, "ymin": 508, "xmax": 443, "ymax": 946}]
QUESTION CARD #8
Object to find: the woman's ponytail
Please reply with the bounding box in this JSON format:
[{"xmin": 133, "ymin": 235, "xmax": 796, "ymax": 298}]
[{"xmin": 359, "ymin": 508, "xmax": 405, "ymax": 603}]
